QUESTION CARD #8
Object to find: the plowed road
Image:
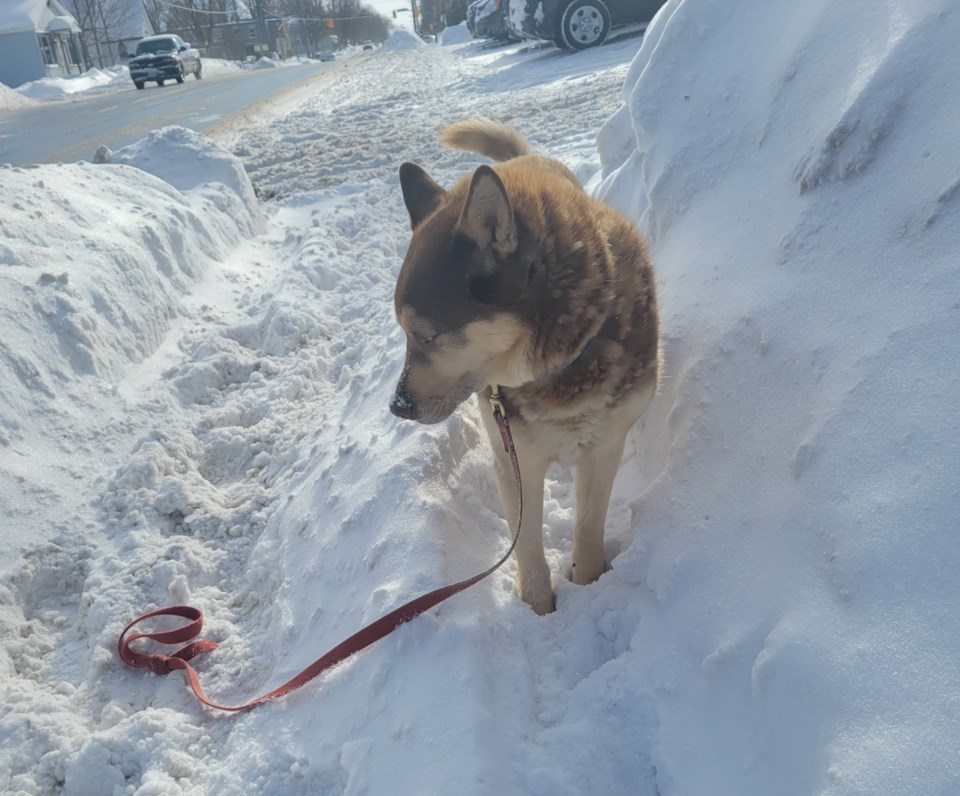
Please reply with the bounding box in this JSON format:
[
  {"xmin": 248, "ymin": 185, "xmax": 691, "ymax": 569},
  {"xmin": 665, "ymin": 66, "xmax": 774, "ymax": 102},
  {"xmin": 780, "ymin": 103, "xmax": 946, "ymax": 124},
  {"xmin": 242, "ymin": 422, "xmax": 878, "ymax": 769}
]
[{"xmin": 0, "ymin": 59, "xmax": 345, "ymax": 167}]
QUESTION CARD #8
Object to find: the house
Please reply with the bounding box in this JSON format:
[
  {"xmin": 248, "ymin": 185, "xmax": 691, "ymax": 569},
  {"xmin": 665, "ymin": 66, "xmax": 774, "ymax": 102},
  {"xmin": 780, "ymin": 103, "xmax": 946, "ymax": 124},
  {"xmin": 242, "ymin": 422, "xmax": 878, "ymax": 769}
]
[
  {"xmin": 209, "ymin": 17, "xmax": 291, "ymax": 61},
  {"xmin": 0, "ymin": 0, "xmax": 85, "ymax": 88}
]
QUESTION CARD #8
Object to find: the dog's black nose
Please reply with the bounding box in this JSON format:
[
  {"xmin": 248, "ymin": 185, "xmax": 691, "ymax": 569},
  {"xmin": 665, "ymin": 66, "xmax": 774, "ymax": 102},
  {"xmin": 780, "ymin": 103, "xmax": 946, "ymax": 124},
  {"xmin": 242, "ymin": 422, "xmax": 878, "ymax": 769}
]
[{"xmin": 390, "ymin": 392, "xmax": 417, "ymax": 420}]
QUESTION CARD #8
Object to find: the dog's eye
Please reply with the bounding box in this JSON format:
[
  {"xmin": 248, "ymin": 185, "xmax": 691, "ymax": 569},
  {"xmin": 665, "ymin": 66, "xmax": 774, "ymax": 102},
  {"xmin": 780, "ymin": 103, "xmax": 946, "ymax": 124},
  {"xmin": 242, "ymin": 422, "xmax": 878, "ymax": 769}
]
[
  {"xmin": 452, "ymin": 234, "xmax": 478, "ymax": 259},
  {"xmin": 468, "ymin": 272, "xmax": 498, "ymax": 303},
  {"xmin": 415, "ymin": 334, "xmax": 435, "ymax": 346}
]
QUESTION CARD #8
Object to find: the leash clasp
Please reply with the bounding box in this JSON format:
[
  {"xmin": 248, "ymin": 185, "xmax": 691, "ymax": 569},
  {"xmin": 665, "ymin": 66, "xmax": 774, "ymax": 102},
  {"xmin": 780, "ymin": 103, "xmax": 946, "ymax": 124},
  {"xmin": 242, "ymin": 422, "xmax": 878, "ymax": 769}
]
[{"xmin": 489, "ymin": 384, "xmax": 506, "ymax": 419}]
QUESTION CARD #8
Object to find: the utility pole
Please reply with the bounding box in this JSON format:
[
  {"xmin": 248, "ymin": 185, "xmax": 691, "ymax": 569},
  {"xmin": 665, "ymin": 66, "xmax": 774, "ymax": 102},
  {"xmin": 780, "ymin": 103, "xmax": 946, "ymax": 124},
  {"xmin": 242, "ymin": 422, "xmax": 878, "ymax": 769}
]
[{"xmin": 254, "ymin": 0, "xmax": 269, "ymax": 53}]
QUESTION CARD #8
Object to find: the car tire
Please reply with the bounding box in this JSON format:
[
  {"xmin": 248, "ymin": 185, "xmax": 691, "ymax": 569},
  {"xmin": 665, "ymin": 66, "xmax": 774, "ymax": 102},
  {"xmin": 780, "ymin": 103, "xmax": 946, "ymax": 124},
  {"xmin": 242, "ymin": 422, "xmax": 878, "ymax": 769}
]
[
  {"xmin": 558, "ymin": 0, "xmax": 612, "ymax": 50},
  {"xmin": 134, "ymin": 81, "xmax": 144, "ymax": 90},
  {"xmin": 157, "ymin": 79, "xmax": 164, "ymax": 86},
  {"xmin": 194, "ymin": 63, "xmax": 202, "ymax": 79},
  {"xmin": 175, "ymin": 67, "xmax": 184, "ymax": 84}
]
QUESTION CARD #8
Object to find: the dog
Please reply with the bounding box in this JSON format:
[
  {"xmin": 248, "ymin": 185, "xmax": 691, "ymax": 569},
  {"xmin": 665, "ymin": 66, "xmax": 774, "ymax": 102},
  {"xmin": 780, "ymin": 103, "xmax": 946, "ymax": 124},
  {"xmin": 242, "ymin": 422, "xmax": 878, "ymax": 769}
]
[{"xmin": 390, "ymin": 118, "xmax": 659, "ymax": 614}]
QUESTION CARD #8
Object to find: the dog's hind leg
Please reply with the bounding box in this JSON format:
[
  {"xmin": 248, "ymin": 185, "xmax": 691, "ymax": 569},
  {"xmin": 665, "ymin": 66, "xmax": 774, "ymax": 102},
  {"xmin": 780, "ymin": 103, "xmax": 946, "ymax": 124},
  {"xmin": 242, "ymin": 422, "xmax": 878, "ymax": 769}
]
[{"xmin": 572, "ymin": 433, "xmax": 628, "ymax": 586}]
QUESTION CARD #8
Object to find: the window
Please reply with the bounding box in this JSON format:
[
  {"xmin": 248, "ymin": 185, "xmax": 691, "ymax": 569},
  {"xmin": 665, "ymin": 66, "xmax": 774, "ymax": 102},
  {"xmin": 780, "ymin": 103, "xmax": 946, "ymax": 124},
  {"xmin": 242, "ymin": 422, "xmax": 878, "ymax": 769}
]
[
  {"xmin": 38, "ymin": 33, "xmax": 57, "ymax": 65},
  {"xmin": 67, "ymin": 35, "xmax": 81, "ymax": 68}
]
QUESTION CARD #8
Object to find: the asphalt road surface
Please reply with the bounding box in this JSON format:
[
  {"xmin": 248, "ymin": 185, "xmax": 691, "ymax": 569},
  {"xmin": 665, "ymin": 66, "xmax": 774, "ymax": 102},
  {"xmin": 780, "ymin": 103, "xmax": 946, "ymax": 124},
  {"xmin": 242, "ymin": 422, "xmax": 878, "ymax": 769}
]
[{"xmin": 0, "ymin": 61, "xmax": 337, "ymax": 167}]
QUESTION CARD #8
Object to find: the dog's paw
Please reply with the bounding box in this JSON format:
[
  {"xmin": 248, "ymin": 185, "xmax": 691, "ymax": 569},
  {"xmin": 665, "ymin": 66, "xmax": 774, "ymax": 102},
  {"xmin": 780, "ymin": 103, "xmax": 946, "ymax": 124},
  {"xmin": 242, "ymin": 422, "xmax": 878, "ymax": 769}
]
[
  {"xmin": 570, "ymin": 558, "xmax": 606, "ymax": 586},
  {"xmin": 518, "ymin": 577, "xmax": 556, "ymax": 615},
  {"xmin": 527, "ymin": 592, "xmax": 556, "ymax": 615}
]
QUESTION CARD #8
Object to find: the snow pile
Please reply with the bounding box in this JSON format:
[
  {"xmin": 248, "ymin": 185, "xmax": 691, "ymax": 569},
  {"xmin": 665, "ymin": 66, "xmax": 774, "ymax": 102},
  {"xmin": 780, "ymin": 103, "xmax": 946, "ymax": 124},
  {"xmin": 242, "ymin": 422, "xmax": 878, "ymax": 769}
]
[
  {"xmin": 593, "ymin": 0, "xmax": 960, "ymax": 791},
  {"xmin": 440, "ymin": 21, "xmax": 472, "ymax": 45},
  {"xmin": 16, "ymin": 66, "xmax": 127, "ymax": 100},
  {"xmin": 379, "ymin": 28, "xmax": 424, "ymax": 52},
  {"xmin": 0, "ymin": 82, "xmax": 38, "ymax": 111},
  {"xmin": 202, "ymin": 58, "xmax": 244, "ymax": 75},
  {"xmin": 0, "ymin": 125, "xmax": 261, "ymax": 525},
  {"xmin": 250, "ymin": 56, "xmax": 280, "ymax": 69},
  {"xmin": 1, "ymin": 2, "xmax": 959, "ymax": 794},
  {"xmin": 102, "ymin": 125, "xmax": 262, "ymax": 230}
]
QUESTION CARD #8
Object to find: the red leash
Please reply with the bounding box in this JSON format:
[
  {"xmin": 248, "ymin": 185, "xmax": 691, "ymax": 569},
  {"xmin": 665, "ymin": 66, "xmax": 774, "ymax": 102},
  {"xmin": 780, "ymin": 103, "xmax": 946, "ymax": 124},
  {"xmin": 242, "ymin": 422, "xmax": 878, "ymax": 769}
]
[{"xmin": 118, "ymin": 398, "xmax": 521, "ymax": 712}]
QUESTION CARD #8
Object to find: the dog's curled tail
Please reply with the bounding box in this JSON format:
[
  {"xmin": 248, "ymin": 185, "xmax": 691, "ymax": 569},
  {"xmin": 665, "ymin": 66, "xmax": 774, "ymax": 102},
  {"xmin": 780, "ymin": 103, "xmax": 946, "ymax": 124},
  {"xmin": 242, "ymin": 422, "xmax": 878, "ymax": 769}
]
[{"xmin": 440, "ymin": 118, "xmax": 532, "ymax": 162}]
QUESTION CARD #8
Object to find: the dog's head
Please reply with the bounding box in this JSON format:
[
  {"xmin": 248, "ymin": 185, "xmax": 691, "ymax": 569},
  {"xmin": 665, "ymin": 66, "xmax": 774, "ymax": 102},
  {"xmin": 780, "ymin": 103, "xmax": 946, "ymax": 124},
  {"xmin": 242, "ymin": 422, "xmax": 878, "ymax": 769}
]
[{"xmin": 390, "ymin": 162, "xmax": 534, "ymax": 424}]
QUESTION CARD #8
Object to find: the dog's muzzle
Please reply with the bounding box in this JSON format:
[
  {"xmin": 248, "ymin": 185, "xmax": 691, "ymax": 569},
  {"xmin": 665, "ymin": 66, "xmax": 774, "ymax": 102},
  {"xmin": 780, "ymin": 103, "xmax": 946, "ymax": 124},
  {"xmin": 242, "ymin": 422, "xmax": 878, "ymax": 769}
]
[{"xmin": 390, "ymin": 389, "xmax": 417, "ymax": 420}]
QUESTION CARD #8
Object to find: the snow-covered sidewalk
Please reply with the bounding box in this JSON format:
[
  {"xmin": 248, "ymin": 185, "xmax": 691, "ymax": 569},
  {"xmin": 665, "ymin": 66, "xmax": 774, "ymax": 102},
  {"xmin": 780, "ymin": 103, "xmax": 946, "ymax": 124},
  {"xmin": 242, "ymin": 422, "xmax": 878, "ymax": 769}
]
[{"xmin": 3, "ymin": 3, "xmax": 960, "ymax": 794}]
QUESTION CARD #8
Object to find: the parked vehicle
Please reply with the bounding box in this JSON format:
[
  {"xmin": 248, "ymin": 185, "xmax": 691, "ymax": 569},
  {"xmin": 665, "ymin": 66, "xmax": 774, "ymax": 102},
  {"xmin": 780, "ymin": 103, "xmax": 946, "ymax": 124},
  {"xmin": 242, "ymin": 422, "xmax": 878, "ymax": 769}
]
[
  {"xmin": 474, "ymin": 0, "xmax": 509, "ymax": 39},
  {"xmin": 466, "ymin": 0, "xmax": 482, "ymax": 36},
  {"xmin": 361, "ymin": 40, "xmax": 375, "ymax": 50},
  {"xmin": 129, "ymin": 35, "xmax": 201, "ymax": 89},
  {"xmin": 506, "ymin": 0, "xmax": 665, "ymax": 50}
]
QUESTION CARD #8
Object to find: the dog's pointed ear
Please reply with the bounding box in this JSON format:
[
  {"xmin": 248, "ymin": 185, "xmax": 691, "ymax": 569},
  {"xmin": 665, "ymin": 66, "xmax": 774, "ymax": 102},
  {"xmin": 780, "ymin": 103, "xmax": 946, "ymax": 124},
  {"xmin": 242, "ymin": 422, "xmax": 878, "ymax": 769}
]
[
  {"xmin": 458, "ymin": 165, "xmax": 517, "ymax": 257},
  {"xmin": 399, "ymin": 162, "xmax": 446, "ymax": 230}
]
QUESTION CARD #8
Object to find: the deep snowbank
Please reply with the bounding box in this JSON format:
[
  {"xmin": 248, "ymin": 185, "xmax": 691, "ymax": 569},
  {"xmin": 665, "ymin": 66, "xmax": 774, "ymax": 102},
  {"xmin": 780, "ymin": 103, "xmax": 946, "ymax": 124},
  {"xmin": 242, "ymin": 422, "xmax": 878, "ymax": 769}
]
[
  {"xmin": 597, "ymin": 0, "xmax": 960, "ymax": 791},
  {"xmin": 0, "ymin": 126, "xmax": 261, "ymax": 556}
]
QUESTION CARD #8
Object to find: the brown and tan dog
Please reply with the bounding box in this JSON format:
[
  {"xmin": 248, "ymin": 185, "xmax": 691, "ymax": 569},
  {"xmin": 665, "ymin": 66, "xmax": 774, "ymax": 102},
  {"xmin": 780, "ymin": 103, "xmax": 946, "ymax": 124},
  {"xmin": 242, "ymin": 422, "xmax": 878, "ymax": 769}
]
[{"xmin": 391, "ymin": 118, "xmax": 659, "ymax": 614}]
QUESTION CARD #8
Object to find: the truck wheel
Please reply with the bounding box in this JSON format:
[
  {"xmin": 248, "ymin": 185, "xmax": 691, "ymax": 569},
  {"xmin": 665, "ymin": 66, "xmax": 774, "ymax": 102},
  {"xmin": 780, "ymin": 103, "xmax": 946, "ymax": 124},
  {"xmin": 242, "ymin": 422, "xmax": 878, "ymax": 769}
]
[
  {"xmin": 558, "ymin": 0, "xmax": 611, "ymax": 50},
  {"xmin": 134, "ymin": 81, "xmax": 144, "ymax": 90},
  {"xmin": 175, "ymin": 67, "xmax": 184, "ymax": 84},
  {"xmin": 194, "ymin": 63, "xmax": 202, "ymax": 79},
  {"xmin": 157, "ymin": 79, "xmax": 164, "ymax": 86}
]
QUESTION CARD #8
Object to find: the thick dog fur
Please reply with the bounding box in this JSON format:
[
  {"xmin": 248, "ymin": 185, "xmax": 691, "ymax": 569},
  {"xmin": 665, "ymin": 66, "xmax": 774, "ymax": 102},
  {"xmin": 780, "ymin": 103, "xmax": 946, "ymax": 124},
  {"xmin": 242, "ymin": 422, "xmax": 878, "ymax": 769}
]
[{"xmin": 391, "ymin": 118, "xmax": 659, "ymax": 614}]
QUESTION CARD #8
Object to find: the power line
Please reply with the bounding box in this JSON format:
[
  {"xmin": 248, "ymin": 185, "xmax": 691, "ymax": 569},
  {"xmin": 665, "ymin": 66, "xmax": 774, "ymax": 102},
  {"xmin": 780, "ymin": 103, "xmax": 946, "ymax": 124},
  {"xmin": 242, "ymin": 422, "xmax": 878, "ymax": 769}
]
[
  {"xmin": 148, "ymin": 0, "xmax": 231, "ymax": 16},
  {"xmin": 147, "ymin": 0, "xmax": 384, "ymax": 22}
]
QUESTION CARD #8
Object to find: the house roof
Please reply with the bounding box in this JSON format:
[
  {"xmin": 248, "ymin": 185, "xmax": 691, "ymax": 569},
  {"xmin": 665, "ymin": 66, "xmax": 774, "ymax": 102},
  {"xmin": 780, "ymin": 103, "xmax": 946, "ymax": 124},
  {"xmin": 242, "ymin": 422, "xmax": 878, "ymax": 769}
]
[{"xmin": 0, "ymin": 0, "xmax": 81, "ymax": 35}]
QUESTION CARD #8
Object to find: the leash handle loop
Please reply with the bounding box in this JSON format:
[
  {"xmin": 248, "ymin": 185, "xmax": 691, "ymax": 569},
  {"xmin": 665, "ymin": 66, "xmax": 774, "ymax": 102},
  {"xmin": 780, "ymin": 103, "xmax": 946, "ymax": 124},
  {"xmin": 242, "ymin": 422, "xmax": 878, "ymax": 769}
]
[{"xmin": 118, "ymin": 402, "xmax": 522, "ymax": 712}]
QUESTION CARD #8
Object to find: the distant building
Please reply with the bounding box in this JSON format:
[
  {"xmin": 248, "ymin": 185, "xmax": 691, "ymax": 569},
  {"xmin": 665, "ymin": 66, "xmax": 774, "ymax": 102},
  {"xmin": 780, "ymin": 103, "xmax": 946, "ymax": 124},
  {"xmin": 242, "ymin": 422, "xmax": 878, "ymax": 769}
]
[
  {"xmin": 210, "ymin": 18, "xmax": 291, "ymax": 61},
  {"xmin": 0, "ymin": 0, "xmax": 85, "ymax": 88},
  {"xmin": 287, "ymin": 17, "xmax": 338, "ymax": 58}
]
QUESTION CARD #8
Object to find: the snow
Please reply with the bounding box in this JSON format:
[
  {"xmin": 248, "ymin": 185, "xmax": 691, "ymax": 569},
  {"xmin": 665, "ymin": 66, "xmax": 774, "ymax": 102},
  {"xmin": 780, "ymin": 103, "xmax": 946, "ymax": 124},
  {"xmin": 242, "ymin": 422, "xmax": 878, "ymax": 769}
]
[
  {"xmin": 440, "ymin": 22, "xmax": 472, "ymax": 45},
  {"xmin": 379, "ymin": 28, "xmax": 424, "ymax": 52},
  {"xmin": 7, "ymin": 60, "xmax": 242, "ymax": 104},
  {"xmin": 2, "ymin": 2, "xmax": 960, "ymax": 795},
  {"xmin": 0, "ymin": 82, "xmax": 38, "ymax": 111},
  {"xmin": 0, "ymin": 0, "xmax": 54, "ymax": 33},
  {"xmin": 14, "ymin": 66, "xmax": 127, "ymax": 100},
  {"xmin": 248, "ymin": 57, "xmax": 280, "ymax": 70}
]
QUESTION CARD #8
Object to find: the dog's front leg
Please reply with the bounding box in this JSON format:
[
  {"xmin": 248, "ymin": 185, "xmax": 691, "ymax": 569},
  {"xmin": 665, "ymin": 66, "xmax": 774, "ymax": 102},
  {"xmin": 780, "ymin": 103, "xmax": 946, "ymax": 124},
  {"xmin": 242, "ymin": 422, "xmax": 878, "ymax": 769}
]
[
  {"xmin": 572, "ymin": 434, "xmax": 628, "ymax": 586},
  {"xmin": 482, "ymin": 413, "xmax": 553, "ymax": 614}
]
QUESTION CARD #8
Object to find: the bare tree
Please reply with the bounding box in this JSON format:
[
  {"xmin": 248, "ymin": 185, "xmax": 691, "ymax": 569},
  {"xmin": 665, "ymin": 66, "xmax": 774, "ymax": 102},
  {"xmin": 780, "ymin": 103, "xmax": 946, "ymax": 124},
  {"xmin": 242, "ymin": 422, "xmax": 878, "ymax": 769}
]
[
  {"xmin": 276, "ymin": 0, "xmax": 328, "ymax": 54},
  {"xmin": 160, "ymin": 0, "xmax": 233, "ymax": 48},
  {"xmin": 68, "ymin": 0, "xmax": 137, "ymax": 67},
  {"xmin": 273, "ymin": 0, "xmax": 390, "ymax": 48},
  {"xmin": 141, "ymin": 0, "xmax": 167, "ymax": 33}
]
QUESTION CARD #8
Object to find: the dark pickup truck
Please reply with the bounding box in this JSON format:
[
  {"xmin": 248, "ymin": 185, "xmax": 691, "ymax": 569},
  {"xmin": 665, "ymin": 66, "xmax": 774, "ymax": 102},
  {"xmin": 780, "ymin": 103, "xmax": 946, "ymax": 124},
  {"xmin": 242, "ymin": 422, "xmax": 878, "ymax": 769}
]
[{"xmin": 129, "ymin": 35, "xmax": 202, "ymax": 89}]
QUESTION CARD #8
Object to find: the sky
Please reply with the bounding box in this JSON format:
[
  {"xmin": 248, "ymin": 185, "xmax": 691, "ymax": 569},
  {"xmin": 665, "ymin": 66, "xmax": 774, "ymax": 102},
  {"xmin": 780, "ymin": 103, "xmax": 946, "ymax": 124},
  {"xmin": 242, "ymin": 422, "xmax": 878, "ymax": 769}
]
[{"xmin": 2, "ymin": 2, "xmax": 960, "ymax": 794}]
